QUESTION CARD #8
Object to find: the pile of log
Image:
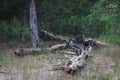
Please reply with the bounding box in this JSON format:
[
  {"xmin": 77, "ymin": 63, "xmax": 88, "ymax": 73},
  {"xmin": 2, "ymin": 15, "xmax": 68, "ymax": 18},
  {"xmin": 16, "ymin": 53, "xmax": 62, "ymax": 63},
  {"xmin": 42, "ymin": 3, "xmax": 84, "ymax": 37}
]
[
  {"xmin": 14, "ymin": 30, "xmax": 109, "ymax": 73},
  {"xmin": 14, "ymin": 30, "xmax": 109, "ymax": 55},
  {"xmin": 62, "ymin": 37, "xmax": 94, "ymax": 73},
  {"xmin": 52, "ymin": 36, "xmax": 94, "ymax": 73}
]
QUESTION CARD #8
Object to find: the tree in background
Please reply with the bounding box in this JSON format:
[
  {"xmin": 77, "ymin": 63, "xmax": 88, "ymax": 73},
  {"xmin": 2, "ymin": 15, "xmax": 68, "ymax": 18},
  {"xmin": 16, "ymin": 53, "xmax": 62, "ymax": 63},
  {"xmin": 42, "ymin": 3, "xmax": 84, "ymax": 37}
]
[
  {"xmin": 29, "ymin": 0, "xmax": 40, "ymax": 48},
  {"xmin": 21, "ymin": 5, "xmax": 27, "ymax": 42},
  {"xmin": 0, "ymin": 0, "xmax": 119, "ymax": 44}
]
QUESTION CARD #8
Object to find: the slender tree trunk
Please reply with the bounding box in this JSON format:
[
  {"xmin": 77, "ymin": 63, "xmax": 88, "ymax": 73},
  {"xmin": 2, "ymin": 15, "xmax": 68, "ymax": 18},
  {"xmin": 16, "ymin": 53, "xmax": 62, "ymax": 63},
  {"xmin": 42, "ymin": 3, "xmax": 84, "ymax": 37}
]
[
  {"xmin": 29, "ymin": 0, "xmax": 40, "ymax": 48},
  {"xmin": 21, "ymin": 8, "xmax": 27, "ymax": 42}
]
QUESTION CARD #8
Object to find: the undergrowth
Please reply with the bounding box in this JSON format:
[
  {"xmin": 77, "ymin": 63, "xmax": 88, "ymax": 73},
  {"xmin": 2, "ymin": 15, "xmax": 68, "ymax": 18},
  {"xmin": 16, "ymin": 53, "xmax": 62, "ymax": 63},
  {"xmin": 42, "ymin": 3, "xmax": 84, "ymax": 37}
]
[{"xmin": 99, "ymin": 34, "xmax": 120, "ymax": 44}]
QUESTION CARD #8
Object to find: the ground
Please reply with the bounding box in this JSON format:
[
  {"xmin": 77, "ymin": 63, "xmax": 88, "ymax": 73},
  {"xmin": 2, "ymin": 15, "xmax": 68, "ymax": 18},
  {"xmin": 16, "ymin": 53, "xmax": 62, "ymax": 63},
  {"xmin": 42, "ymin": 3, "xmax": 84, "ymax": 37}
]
[{"xmin": 0, "ymin": 42, "xmax": 120, "ymax": 80}]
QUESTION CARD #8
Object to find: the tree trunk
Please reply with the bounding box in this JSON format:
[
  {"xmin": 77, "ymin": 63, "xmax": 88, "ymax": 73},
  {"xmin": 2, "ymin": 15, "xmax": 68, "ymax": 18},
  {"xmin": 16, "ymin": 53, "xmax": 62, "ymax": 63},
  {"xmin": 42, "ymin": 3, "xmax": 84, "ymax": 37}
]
[
  {"xmin": 29, "ymin": 0, "xmax": 40, "ymax": 48},
  {"xmin": 21, "ymin": 8, "xmax": 27, "ymax": 42}
]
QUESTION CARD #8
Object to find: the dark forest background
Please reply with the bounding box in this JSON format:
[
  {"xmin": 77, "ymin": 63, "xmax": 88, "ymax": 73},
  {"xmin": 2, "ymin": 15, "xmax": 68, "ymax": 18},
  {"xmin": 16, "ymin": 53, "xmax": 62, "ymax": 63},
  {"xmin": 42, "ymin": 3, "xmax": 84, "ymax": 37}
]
[{"xmin": 0, "ymin": 0, "xmax": 120, "ymax": 44}]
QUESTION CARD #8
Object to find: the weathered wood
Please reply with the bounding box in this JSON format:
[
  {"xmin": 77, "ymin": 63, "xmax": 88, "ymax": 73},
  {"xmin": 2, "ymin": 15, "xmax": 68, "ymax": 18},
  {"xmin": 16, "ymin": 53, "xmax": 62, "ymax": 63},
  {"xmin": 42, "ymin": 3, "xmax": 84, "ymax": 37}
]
[
  {"xmin": 14, "ymin": 43, "xmax": 67, "ymax": 55},
  {"xmin": 39, "ymin": 29, "xmax": 67, "ymax": 42},
  {"xmin": 62, "ymin": 44, "xmax": 93, "ymax": 73},
  {"xmin": 83, "ymin": 38, "xmax": 109, "ymax": 47},
  {"xmin": 62, "ymin": 51, "xmax": 76, "ymax": 55},
  {"xmin": 14, "ymin": 37, "xmax": 108, "ymax": 55},
  {"xmin": 39, "ymin": 30, "xmax": 109, "ymax": 47},
  {"xmin": 41, "ymin": 30, "xmax": 110, "ymax": 48},
  {"xmin": 95, "ymin": 40, "xmax": 110, "ymax": 46},
  {"xmin": 46, "ymin": 43, "xmax": 67, "ymax": 50},
  {"xmin": 14, "ymin": 33, "xmax": 110, "ymax": 75},
  {"xmin": 54, "ymin": 55, "xmax": 87, "ymax": 73},
  {"xmin": 14, "ymin": 48, "xmax": 43, "ymax": 55},
  {"xmin": 67, "ymin": 55, "xmax": 86, "ymax": 70},
  {"xmin": 29, "ymin": 0, "xmax": 40, "ymax": 48}
]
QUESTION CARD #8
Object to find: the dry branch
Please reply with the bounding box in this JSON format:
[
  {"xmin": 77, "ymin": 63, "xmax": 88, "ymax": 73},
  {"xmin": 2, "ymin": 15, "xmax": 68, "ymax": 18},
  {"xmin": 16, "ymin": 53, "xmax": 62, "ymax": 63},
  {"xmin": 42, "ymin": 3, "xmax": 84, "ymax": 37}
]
[
  {"xmin": 45, "ymin": 43, "xmax": 67, "ymax": 50},
  {"xmin": 39, "ymin": 30, "xmax": 67, "ymax": 42},
  {"xmin": 39, "ymin": 30, "xmax": 109, "ymax": 47},
  {"xmin": 14, "ymin": 43, "xmax": 67, "ymax": 55},
  {"xmin": 14, "ymin": 30, "xmax": 110, "ymax": 75},
  {"xmin": 61, "ymin": 51, "xmax": 76, "ymax": 55},
  {"xmin": 14, "ymin": 37, "xmax": 108, "ymax": 55},
  {"xmin": 95, "ymin": 40, "xmax": 110, "ymax": 46}
]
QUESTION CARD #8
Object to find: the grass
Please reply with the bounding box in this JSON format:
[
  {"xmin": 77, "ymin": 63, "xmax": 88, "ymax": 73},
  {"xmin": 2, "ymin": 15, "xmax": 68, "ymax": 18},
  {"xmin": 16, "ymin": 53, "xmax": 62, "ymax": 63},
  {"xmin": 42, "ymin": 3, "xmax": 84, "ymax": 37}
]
[
  {"xmin": 99, "ymin": 34, "xmax": 120, "ymax": 44},
  {"xmin": 0, "ymin": 43, "xmax": 120, "ymax": 80},
  {"xmin": 6, "ymin": 41, "xmax": 18, "ymax": 48}
]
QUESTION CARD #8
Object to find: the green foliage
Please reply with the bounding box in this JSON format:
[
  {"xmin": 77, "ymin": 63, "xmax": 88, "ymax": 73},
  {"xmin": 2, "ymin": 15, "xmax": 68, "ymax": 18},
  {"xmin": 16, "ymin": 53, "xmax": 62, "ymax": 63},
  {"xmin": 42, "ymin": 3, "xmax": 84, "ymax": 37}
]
[
  {"xmin": 0, "ymin": 0, "xmax": 119, "ymax": 43},
  {"xmin": 37, "ymin": 0, "xmax": 94, "ymax": 35},
  {"xmin": 99, "ymin": 34, "xmax": 120, "ymax": 44},
  {"xmin": 6, "ymin": 41, "xmax": 17, "ymax": 48},
  {"xmin": 0, "ymin": 52, "xmax": 3, "ymax": 65},
  {"xmin": 37, "ymin": 0, "xmax": 120, "ymax": 39},
  {"xmin": 0, "ymin": 18, "xmax": 30, "ymax": 39},
  {"xmin": 0, "ymin": 18, "xmax": 21, "ymax": 38},
  {"xmin": 0, "ymin": 0, "xmax": 27, "ymax": 19}
]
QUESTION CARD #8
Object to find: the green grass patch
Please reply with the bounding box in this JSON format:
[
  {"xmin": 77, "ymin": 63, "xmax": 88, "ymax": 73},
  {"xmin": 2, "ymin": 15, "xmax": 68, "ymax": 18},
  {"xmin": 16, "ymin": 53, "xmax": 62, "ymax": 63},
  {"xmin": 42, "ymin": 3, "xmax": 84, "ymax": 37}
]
[
  {"xmin": 6, "ymin": 40, "xmax": 18, "ymax": 48},
  {"xmin": 0, "ymin": 51, "xmax": 3, "ymax": 65},
  {"xmin": 99, "ymin": 34, "xmax": 120, "ymax": 44}
]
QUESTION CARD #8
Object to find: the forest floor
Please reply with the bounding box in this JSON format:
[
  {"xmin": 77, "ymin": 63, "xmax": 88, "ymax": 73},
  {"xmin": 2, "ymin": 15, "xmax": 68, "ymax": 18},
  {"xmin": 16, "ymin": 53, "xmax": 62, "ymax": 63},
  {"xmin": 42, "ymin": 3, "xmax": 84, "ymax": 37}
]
[{"xmin": 0, "ymin": 41, "xmax": 120, "ymax": 80}]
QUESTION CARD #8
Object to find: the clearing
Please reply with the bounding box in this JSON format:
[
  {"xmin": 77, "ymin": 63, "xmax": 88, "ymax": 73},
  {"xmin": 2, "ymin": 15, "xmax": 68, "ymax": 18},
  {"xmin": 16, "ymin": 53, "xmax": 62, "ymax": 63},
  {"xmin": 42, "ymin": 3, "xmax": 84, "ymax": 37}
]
[{"xmin": 0, "ymin": 42, "xmax": 120, "ymax": 80}]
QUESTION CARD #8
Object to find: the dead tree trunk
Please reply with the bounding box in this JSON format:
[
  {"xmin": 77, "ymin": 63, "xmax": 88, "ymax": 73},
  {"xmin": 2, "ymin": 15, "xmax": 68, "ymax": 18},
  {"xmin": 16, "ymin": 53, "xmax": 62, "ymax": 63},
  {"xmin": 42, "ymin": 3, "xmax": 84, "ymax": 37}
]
[
  {"xmin": 29, "ymin": 0, "xmax": 40, "ymax": 48},
  {"xmin": 39, "ymin": 30, "xmax": 67, "ymax": 42},
  {"xmin": 14, "ymin": 43, "xmax": 67, "ymax": 55}
]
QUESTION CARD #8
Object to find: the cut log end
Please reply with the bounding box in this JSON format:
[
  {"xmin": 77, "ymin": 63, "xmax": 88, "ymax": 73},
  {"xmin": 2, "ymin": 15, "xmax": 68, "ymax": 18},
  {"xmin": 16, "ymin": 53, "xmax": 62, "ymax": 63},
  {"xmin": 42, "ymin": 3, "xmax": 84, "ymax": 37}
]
[{"xmin": 14, "ymin": 48, "xmax": 24, "ymax": 55}]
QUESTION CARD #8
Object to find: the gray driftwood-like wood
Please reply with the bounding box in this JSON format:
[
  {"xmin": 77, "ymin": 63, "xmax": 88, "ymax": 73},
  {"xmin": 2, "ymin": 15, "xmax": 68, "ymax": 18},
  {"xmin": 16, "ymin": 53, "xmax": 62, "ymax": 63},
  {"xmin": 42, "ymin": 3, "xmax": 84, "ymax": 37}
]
[
  {"xmin": 14, "ymin": 43, "xmax": 67, "ymax": 55},
  {"xmin": 62, "ymin": 51, "xmax": 76, "ymax": 55},
  {"xmin": 14, "ymin": 36, "xmax": 109, "ymax": 55},
  {"xmin": 39, "ymin": 30, "xmax": 67, "ymax": 42},
  {"xmin": 39, "ymin": 30, "xmax": 109, "ymax": 47},
  {"xmin": 29, "ymin": 0, "xmax": 40, "ymax": 48},
  {"xmin": 14, "ymin": 32, "xmax": 110, "ymax": 73},
  {"xmin": 45, "ymin": 43, "xmax": 67, "ymax": 50}
]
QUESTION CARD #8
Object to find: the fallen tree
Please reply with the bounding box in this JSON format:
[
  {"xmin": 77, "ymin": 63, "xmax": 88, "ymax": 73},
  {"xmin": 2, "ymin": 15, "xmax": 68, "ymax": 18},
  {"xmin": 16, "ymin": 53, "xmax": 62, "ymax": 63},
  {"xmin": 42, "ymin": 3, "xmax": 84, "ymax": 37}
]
[
  {"xmin": 14, "ymin": 30, "xmax": 110, "ymax": 74},
  {"xmin": 39, "ymin": 29, "xmax": 67, "ymax": 42},
  {"xmin": 14, "ymin": 43, "xmax": 67, "ymax": 55},
  {"xmin": 39, "ymin": 30, "xmax": 109, "ymax": 46},
  {"xmin": 14, "ymin": 30, "xmax": 109, "ymax": 55},
  {"xmin": 54, "ymin": 43, "xmax": 92, "ymax": 73}
]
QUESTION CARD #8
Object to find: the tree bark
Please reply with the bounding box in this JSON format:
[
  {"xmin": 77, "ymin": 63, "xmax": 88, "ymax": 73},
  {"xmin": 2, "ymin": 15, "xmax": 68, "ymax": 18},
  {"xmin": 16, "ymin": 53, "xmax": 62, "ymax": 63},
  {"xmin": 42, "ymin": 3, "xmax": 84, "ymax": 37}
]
[{"xmin": 29, "ymin": 0, "xmax": 40, "ymax": 48}]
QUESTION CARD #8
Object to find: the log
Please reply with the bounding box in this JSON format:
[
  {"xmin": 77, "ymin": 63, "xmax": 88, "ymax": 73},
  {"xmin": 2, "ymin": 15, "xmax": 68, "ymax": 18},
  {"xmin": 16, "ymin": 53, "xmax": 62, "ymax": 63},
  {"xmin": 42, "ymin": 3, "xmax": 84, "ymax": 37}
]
[
  {"xmin": 83, "ymin": 38, "xmax": 110, "ymax": 47},
  {"xmin": 39, "ymin": 30, "xmax": 109, "ymax": 47},
  {"xmin": 65, "ymin": 55, "xmax": 87, "ymax": 73},
  {"xmin": 45, "ymin": 43, "xmax": 67, "ymax": 50},
  {"xmin": 53, "ymin": 55, "xmax": 87, "ymax": 73},
  {"xmin": 15, "ymin": 31, "xmax": 110, "ymax": 55},
  {"xmin": 95, "ymin": 40, "xmax": 110, "ymax": 46},
  {"xmin": 61, "ymin": 51, "xmax": 76, "ymax": 55},
  {"xmin": 39, "ymin": 29, "xmax": 67, "ymax": 42},
  {"xmin": 14, "ymin": 48, "xmax": 42, "ymax": 55},
  {"xmin": 14, "ymin": 39, "xmax": 108, "ymax": 55},
  {"xmin": 63, "ymin": 44, "xmax": 94, "ymax": 73},
  {"xmin": 14, "ymin": 43, "xmax": 67, "ymax": 55}
]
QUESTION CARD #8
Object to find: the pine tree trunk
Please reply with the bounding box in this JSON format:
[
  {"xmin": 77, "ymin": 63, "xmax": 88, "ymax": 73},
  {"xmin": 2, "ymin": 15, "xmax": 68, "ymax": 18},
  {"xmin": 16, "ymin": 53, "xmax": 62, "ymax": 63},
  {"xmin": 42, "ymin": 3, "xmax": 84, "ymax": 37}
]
[
  {"xmin": 21, "ymin": 8, "xmax": 27, "ymax": 42},
  {"xmin": 29, "ymin": 0, "xmax": 40, "ymax": 48}
]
